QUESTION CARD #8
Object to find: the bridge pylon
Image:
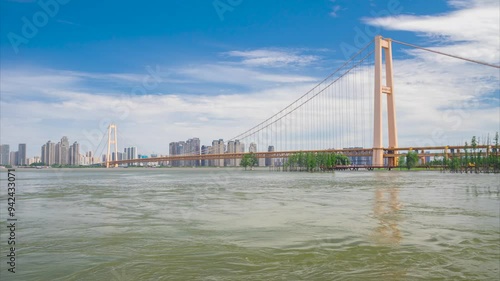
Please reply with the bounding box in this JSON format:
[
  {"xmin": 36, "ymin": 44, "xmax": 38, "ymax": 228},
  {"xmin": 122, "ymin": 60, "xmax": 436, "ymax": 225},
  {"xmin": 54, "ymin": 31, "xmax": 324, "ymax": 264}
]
[
  {"xmin": 106, "ymin": 123, "xmax": 118, "ymax": 168},
  {"xmin": 373, "ymin": 36, "xmax": 398, "ymax": 167}
]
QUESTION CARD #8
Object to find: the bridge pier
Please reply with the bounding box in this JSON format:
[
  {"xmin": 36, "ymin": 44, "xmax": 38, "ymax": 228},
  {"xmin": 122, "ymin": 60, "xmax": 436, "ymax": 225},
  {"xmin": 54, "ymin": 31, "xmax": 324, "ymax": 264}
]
[{"xmin": 373, "ymin": 148, "xmax": 384, "ymax": 167}]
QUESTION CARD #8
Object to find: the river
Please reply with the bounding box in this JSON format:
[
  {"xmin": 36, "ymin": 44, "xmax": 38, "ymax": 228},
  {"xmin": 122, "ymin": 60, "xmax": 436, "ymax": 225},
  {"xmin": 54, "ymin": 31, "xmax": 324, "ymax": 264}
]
[{"xmin": 0, "ymin": 168, "xmax": 498, "ymax": 280}]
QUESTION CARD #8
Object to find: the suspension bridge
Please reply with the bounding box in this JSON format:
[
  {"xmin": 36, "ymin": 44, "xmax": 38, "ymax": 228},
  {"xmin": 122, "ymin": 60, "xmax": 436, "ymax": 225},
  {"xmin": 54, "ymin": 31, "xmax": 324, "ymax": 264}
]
[{"xmin": 97, "ymin": 36, "xmax": 499, "ymax": 169}]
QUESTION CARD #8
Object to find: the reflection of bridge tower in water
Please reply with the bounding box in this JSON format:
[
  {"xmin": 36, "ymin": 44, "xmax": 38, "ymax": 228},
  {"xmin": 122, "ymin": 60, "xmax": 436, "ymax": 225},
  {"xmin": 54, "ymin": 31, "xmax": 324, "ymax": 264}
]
[
  {"xmin": 373, "ymin": 36, "xmax": 398, "ymax": 167},
  {"xmin": 373, "ymin": 187, "xmax": 402, "ymax": 245}
]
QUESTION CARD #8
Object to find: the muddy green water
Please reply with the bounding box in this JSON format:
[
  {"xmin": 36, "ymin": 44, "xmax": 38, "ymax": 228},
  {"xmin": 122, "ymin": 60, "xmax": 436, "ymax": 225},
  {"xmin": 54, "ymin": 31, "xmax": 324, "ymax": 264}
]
[{"xmin": 0, "ymin": 169, "xmax": 498, "ymax": 280}]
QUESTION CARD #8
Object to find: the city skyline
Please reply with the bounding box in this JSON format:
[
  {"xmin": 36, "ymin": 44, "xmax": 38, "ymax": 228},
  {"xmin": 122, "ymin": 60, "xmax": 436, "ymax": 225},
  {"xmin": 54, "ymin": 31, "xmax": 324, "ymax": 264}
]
[
  {"xmin": 0, "ymin": 136, "xmax": 248, "ymax": 165},
  {"xmin": 1, "ymin": 133, "xmax": 286, "ymax": 167},
  {"xmin": 1, "ymin": 0, "xmax": 498, "ymax": 158}
]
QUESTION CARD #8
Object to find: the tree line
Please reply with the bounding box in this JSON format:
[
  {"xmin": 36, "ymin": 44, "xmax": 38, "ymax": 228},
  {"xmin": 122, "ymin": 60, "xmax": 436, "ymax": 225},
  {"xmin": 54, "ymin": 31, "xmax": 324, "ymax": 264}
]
[
  {"xmin": 240, "ymin": 152, "xmax": 351, "ymax": 172},
  {"xmin": 401, "ymin": 133, "xmax": 500, "ymax": 173},
  {"xmin": 284, "ymin": 152, "xmax": 351, "ymax": 172}
]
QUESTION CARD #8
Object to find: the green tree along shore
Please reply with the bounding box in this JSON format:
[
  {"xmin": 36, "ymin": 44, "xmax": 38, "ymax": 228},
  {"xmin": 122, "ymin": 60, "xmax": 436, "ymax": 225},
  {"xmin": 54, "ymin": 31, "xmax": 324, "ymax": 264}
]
[
  {"xmin": 239, "ymin": 152, "xmax": 351, "ymax": 172},
  {"xmin": 398, "ymin": 151, "xmax": 419, "ymax": 170},
  {"xmin": 284, "ymin": 152, "xmax": 351, "ymax": 172},
  {"xmin": 400, "ymin": 133, "xmax": 500, "ymax": 173},
  {"xmin": 240, "ymin": 153, "xmax": 258, "ymax": 170}
]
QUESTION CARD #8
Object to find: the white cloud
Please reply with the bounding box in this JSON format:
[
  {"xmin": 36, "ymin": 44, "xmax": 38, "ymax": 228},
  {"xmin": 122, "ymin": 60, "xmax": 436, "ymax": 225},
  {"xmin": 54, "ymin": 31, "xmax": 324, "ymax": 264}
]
[
  {"xmin": 225, "ymin": 49, "xmax": 319, "ymax": 67},
  {"xmin": 329, "ymin": 0, "xmax": 343, "ymax": 17},
  {"xmin": 179, "ymin": 64, "xmax": 317, "ymax": 85},
  {"xmin": 330, "ymin": 5, "xmax": 342, "ymax": 17},
  {"xmin": 362, "ymin": 0, "xmax": 500, "ymax": 63}
]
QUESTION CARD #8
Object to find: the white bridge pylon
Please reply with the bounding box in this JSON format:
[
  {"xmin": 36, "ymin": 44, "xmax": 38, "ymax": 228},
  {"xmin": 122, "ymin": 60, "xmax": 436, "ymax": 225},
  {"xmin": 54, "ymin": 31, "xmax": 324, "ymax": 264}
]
[{"xmin": 106, "ymin": 123, "xmax": 118, "ymax": 168}]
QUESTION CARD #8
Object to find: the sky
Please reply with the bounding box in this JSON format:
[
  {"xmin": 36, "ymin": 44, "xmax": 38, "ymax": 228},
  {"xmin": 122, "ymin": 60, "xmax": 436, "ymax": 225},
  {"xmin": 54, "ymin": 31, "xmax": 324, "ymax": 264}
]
[{"xmin": 0, "ymin": 0, "xmax": 499, "ymax": 158}]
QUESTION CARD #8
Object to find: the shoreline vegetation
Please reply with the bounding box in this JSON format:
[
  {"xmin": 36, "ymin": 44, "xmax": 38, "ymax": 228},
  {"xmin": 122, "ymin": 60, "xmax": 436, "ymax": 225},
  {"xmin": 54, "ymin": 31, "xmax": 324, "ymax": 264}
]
[
  {"xmin": 240, "ymin": 152, "xmax": 352, "ymax": 172},
  {"xmin": 409, "ymin": 134, "xmax": 500, "ymax": 174}
]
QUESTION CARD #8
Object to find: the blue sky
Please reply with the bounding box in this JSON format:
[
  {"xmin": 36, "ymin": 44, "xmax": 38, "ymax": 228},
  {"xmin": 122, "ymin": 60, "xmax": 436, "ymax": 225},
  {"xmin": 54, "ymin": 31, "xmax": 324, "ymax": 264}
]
[
  {"xmin": 0, "ymin": 0, "xmax": 499, "ymax": 158},
  {"xmin": 1, "ymin": 0, "xmax": 448, "ymax": 70}
]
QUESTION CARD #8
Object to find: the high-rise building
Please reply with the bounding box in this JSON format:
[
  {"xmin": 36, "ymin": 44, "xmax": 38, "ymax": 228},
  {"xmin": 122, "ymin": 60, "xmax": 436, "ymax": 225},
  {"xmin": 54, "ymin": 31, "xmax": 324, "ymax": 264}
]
[
  {"xmin": 109, "ymin": 151, "xmax": 124, "ymax": 161},
  {"xmin": 130, "ymin": 147, "xmax": 137, "ymax": 160},
  {"xmin": 17, "ymin": 144, "xmax": 26, "ymax": 166},
  {"xmin": 168, "ymin": 142, "xmax": 176, "ymax": 156},
  {"xmin": 55, "ymin": 142, "xmax": 61, "ymax": 164},
  {"xmin": 226, "ymin": 140, "xmax": 236, "ymax": 166},
  {"xmin": 122, "ymin": 148, "xmax": 128, "ymax": 160},
  {"xmin": 266, "ymin": 145, "xmax": 275, "ymax": 167},
  {"xmin": 41, "ymin": 141, "xmax": 56, "ymax": 165},
  {"xmin": 41, "ymin": 144, "xmax": 45, "ymax": 165},
  {"xmin": 69, "ymin": 142, "xmax": 80, "ymax": 166},
  {"xmin": 170, "ymin": 141, "xmax": 195, "ymax": 167},
  {"xmin": 185, "ymin": 140, "xmax": 193, "ymax": 166},
  {"xmin": 9, "ymin": 151, "xmax": 18, "ymax": 166},
  {"xmin": 126, "ymin": 147, "xmax": 131, "ymax": 160},
  {"xmin": 60, "ymin": 136, "xmax": 70, "ymax": 165},
  {"xmin": 124, "ymin": 146, "xmax": 137, "ymax": 166},
  {"xmin": 0, "ymin": 144, "xmax": 9, "ymax": 165},
  {"xmin": 168, "ymin": 141, "xmax": 184, "ymax": 167},
  {"xmin": 85, "ymin": 151, "xmax": 95, "ymax": 165},
  {"xmin": 179, "ymin": 141, "xmax": 186, "ymax": 166},
  {"xmin": 235, "ymin": 140, "xmax": 244, "ymax": 167},
  {"xmin": 79, "ymin": 154, "xmax": 87, "ymax": 166},
  {"xmin": 48, "ymin": 141, "xmax": 56, "ymax": 165},
  {"xmin": 186, "ymin": 138, "xmax": 201, "ymax": 166},
  {"xmin": 212, "ymin": 139, "xmax": 224, "ymax": 167},
  {"xmin": 226, "ymin": 140, "xmax": 244, "ymax": 167},
  {"xmin": 201, "ymin": 145, "xmax": 210, "ymax": 167},
  {"xmin": 168, "ymin": 142, "xmax": 174, "ymax": 166}
]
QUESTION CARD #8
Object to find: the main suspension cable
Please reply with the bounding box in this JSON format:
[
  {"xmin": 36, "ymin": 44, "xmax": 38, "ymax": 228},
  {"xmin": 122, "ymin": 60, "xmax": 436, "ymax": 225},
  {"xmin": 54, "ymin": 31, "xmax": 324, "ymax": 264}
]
[{"xmin": 391, "ymin": 39, "xmax": 500, "ymax": 69}]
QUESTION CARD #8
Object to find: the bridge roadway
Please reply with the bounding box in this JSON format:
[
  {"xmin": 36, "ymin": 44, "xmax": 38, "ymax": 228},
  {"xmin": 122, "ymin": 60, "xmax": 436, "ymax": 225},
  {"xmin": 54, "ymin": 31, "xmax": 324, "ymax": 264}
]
[{"xmin": 105, "ymin": 145, "xmax": 494, "ymax": 166}]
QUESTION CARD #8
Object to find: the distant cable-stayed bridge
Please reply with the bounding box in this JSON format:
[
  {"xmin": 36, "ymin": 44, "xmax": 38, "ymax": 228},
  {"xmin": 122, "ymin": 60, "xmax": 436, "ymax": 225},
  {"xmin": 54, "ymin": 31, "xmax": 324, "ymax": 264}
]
[{"xmin": 97, "ymin": 36, "xmax": 499, "ymax": 169}]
